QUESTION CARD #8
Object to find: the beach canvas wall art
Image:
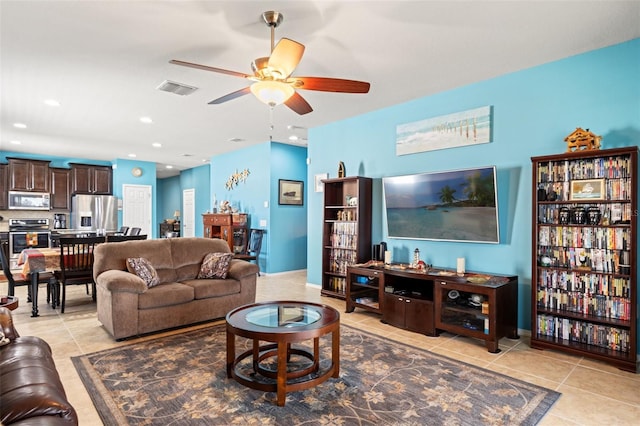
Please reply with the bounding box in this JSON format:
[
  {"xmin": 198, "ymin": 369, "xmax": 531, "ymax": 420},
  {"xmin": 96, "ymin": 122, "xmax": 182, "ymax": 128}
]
[{"xmin": 396, "ymin": 106, "xmax": 492, "ymax": 155}]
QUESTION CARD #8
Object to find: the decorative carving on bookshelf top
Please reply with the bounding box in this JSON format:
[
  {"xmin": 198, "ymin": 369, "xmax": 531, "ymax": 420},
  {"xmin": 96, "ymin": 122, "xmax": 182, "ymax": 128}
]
[{"xmin": 564, "ymin": 127, "xmax": 601, "ymax": 152}]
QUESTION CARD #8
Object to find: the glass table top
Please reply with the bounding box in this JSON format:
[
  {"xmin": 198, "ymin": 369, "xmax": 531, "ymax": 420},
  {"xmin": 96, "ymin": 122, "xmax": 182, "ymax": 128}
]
[{"xmin": 246, "ymin": 304, "xmax": 322, "ymax": 328}]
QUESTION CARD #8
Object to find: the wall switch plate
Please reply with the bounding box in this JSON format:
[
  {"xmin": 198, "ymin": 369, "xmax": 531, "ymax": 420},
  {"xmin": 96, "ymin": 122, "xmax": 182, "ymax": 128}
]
[
  {"xmin": 259, "ymin": 219, "xmax": 267, "ymax": 227},
  {"xmin": 264, "ymin": 201, "xmax": 269, "ymax": 208}
]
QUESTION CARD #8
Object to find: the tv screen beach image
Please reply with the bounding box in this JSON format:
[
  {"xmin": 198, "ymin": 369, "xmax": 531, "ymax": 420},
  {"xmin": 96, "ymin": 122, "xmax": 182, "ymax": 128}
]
[{"xmin": 383, "ymin": 167, "xmax": 499, "ymax": 243}]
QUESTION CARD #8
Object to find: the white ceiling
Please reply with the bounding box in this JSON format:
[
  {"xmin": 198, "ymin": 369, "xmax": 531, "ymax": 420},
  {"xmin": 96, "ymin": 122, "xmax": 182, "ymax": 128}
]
[{"xmin": 1, "ymin": 1, "xmax": 638, "ymax": 178}]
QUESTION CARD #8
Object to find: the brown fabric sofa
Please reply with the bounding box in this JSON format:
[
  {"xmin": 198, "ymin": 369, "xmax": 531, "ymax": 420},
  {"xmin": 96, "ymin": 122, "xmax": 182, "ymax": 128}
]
[
  {"xmin": 0, "ymin": 307, "xmax": 78, "ymax": 425},
  {"xmin": 93, "ymin": 237, "xmax": 259, "ymax": 340}
]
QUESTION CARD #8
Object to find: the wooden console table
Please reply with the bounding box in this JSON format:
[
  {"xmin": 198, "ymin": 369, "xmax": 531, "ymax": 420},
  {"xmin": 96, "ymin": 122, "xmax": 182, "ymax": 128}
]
[
  {"xmin": 202, "ymin": 213, "xmax": 248, "ymax": 253},
  {"xmin": 346, "ymin": 265, "xmax": 519, "ymax": 353}
]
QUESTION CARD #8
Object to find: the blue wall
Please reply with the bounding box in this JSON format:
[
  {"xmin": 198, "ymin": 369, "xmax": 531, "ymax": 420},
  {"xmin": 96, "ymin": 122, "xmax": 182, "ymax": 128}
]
[
  {"xmin": 157, "ymin": 175, "xmax": 181, "ymax": 226},
  {"xmin": 210, "ymin": 141, "xmax": 307, "ymax": 273},
  {"xmin": 177, "ymin": 164, "xmax": 210, "ymax": 237},
  {"xmin": 307, "ymin": 39, "xmax": 640, "ymax": 331},
  {"xmin": 270, "ymin": 143, "xmax": 308, "ymax": 273},
  {"xmin": 113, "ymin": 158, "xmax": 157, "ymax": 237}
]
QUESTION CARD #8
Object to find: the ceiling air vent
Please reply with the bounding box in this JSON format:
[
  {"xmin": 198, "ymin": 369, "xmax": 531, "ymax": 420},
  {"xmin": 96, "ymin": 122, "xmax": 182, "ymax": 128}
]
[{"xmin": 156, "ymin": 80, "xmax": 198, "ymax": 96}]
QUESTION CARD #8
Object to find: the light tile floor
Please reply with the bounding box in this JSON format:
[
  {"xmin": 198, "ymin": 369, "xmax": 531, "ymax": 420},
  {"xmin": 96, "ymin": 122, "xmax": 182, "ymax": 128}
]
[{"xmin": 2, "ymin": 271, "xmax": 640, "ymax": 425}]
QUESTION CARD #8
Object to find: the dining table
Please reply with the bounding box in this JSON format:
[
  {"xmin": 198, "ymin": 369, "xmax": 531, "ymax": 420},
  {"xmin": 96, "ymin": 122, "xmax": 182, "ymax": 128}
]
[{"xmin": 17, "ymin": 247, "xmax": 61, "ymax": 317}]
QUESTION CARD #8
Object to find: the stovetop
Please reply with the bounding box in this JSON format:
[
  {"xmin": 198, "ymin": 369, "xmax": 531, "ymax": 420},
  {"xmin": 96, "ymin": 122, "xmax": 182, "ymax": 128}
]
[{"xmin": 8, "ymin": 218, "xmax": 50, "ymax": 231}]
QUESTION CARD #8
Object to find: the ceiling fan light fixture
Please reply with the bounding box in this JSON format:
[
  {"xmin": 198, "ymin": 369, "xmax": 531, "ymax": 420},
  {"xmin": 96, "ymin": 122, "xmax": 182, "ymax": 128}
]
[{"xmin": 250, "ymin": 80, "xmax": 294, "ymax": 106}]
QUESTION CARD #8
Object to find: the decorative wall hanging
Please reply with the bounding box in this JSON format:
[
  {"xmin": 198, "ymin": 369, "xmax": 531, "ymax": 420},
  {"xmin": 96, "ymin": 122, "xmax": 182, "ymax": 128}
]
[
  {"xmin": 278, "ymin": 179, "xmax": 304, "ymax": 205},
  {"xmin": 396, "ymin": 105, "xmax": 492, "ymax": 156},
  {"xmin": 225, "ymin": 168, "xmax": 250, "ymax": 190}
]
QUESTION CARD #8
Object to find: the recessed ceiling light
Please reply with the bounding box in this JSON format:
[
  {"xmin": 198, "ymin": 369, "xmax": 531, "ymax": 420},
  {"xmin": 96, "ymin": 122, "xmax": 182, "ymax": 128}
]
[
  {"xmin": 151, "ymin": 142, "xmax": 162, "ymax": 148},
  {"xmin": 10, "ymin": 140, "xmax": 21, "ymax": 145},
  {"xmin": 166, "ymin": 165, "xmax": 174, "ymax": 169},
  {"xmin": 44, "ymin": 99, "xmax": 61, "ymax": 107},
  {"xmin": 289, "ymin": 135, "xmax": 299, "ymax": 141},
  {"xmin": 13, "ymin": 123, "xmax": 27, "ymax": 129},
  {"xmin": 287, "ymin": 125, "xmax": 306, "ymax": 130},
  {"xmin": 128, "ymin": 153, "xmax": 137, "ymax": 158},
  {"xmin": 139, "ymin": 117, "xmax": 153, "ymax": 124}
]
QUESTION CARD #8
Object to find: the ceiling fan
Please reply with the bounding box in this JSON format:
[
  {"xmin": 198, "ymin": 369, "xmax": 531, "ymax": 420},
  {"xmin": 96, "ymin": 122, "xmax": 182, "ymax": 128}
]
[{"xmin": 170, "ymin": 11, "xmax": 370, "ymax": 115}]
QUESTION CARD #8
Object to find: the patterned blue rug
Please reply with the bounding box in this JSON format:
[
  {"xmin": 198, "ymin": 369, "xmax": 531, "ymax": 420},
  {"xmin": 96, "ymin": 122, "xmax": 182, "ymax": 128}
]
[{"xmin": 72, "ymin": 324, "xmax": 559, "ymax": 425}]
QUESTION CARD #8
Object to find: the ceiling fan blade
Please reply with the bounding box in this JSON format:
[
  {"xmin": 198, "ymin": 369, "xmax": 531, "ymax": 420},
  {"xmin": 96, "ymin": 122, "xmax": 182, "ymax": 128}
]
[
  {"xmin": 208, "ymin": 87, "xmax": 252, "ymax": 104},
  {"xmin": 285, "ymin": 91, "xmax": 313, "ymax": 115},
  {"xmin": 267, "ymin": 38, "xmax": 305, "ymax": 78},
  {"xmin": 288, "ymin": 77, "xmax": 370, "ymax": 93},
  {"xmin": 170, "ymin": 60, "xmax": 251, "ymax": 79}
]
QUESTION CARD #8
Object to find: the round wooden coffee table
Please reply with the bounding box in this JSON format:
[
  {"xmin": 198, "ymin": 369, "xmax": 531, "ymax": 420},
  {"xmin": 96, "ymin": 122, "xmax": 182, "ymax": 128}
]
[{"xmin": 226, "ymin": 301, "xmax": 340, "ymax": 406}]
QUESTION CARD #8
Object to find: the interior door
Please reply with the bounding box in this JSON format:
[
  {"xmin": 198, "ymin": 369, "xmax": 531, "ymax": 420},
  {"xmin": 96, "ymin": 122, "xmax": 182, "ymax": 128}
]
[
  {"xmin": 123, "ymin": 184, "xmax": 152, "ymax": 237},
  {"xmin": 182, "ymin": 188, "xmax": 195, "ymax": 237}
]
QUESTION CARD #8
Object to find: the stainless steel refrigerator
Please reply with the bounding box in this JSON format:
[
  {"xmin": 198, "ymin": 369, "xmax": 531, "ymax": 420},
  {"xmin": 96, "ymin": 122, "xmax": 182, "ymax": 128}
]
[{"xmin": 71, "ymin": 194, "xmax": 118, "ymax": 234}]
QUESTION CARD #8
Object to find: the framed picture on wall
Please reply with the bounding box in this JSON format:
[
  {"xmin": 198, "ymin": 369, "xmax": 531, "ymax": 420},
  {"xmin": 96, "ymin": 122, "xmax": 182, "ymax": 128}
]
[{"xmin": 278, "ymin": 179, "xmax": 304, "ymax": 205}]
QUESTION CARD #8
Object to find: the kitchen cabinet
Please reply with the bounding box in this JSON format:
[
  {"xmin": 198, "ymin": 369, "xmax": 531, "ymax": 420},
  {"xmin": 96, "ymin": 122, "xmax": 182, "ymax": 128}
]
[
  {"xmin": 70, "ymin": 163, "xmax": 112, "ymax": 194},
  {"xmin": 0, "ymin": 164, "xmax": 7, "ymax": 210},
  {"xmin": 49, "ymin": 167, "xmax": 71, "ymax": 210},
  {"xmin": 7, "ymin": 158, "xmax": 50, "ymax": 192}
]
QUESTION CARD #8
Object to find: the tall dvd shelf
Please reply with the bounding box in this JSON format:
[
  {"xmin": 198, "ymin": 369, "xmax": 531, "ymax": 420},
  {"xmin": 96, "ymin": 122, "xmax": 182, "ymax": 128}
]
[
  {"xmin": 321, "ymin": 176, "xmax": 372, "ymax": 299},
  {"xmin": 531, "ymin": 147, "xmax": 638, "ymax": 372}
]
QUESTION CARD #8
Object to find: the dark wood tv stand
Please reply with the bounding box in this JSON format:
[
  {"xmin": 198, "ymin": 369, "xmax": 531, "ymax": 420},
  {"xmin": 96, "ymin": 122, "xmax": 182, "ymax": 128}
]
[{"xmin": 346, "ymin": 264, "xmax": 519, "ymax": 353}]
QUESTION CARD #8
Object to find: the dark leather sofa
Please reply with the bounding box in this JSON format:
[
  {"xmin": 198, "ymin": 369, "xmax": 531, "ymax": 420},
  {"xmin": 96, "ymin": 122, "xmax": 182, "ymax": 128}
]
[{"xmin": 0, "ymin": 307, "xmax": 78, "ymax": 425}]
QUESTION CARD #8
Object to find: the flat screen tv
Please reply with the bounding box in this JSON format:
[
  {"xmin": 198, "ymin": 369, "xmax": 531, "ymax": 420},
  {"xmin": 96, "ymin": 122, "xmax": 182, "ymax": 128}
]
[{"xmin": 383, "ymin": 166, "xmax": 499, "ymax": 243}]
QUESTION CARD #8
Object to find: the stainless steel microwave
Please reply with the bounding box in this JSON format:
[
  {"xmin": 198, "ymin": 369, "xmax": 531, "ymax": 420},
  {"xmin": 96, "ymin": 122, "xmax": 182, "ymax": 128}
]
[{"xmin": 8, "ymin": 191, "xmax": 51, "ymax": 210}]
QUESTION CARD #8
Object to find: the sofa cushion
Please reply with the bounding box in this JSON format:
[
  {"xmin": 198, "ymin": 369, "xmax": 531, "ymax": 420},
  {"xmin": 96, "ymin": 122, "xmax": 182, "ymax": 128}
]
[
  {"xmin": 181, "ymin": 278, "xmax": 241, "ymax": 299},
  {"xmin": 138, "ymin": 283, "xmax": 195, "ymax": 310},
  {"xmin": 126, "ymin": 257, "xmax": 159, "ymax": 288},
  {"xmin": 197, "ymin": 253, "xmax": 233, "ymax": 279}
]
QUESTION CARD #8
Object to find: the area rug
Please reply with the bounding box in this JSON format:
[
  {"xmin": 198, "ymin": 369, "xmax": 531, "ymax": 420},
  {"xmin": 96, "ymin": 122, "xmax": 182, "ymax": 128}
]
[{"xmin": 72, "ymin": 324, "xmax": 560, "ymax": 425}]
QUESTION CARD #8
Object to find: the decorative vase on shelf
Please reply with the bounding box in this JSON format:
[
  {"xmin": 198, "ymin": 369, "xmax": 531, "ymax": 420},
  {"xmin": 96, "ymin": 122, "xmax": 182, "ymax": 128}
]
[{"xmin": 338, "ymin": 161, "xmax": 345, "ymax": 178}]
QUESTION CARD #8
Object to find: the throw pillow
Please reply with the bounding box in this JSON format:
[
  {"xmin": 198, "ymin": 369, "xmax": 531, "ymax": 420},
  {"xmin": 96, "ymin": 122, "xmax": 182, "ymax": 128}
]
[
  {"xmin": 198, "ymin": 252, "xmax": 234, "ymax": 279},
  {"xmin": 126, "ymin": 257, "xmax": 160, "ymax": 288}
]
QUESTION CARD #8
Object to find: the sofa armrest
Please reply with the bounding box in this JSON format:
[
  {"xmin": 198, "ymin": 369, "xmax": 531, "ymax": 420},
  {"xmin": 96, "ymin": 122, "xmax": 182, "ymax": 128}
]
[
  {"xmin": 0, "ymin": 306, "xmax": 19, "ymax": 340},
  {"xmin": 227, "ymin": 259, "xmax": 260, "ymax": 280},
  {"xmin": 95, "ymin": 270, "xmax": 148, "ymax": 294}
]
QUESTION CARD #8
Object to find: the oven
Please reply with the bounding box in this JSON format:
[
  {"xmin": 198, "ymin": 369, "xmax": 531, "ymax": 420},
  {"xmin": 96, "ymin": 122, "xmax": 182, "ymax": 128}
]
[{"xmin": 8, "ymin": 219, "xmax": 51, "ymax": 270}]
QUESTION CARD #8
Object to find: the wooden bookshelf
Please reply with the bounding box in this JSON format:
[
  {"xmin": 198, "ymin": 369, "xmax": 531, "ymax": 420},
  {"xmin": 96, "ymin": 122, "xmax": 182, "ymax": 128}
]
[
  {"xmin": 321, "ymin": 176, "xmax": 372, "ymax": 299},
  {"xmin": 531, "ymin": 147, "xmax": 638, "ymax": 372}
]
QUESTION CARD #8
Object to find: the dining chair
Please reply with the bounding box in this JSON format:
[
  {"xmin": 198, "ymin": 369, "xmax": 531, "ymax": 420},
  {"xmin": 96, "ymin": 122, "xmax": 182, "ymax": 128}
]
[
  {"xmin": 0, "ymin": 239, "xmax": 56, "ymax": 305},
  {"xmin": 54, "ymin": 236, "xmax": 106, "ymax": 313},
  {"xmin": 118, "ymin": 226, "xmax": 129, "ymax": 235},
  {"xmin": 129, "ymin": 227, "xmax": 142, "ymax": 236},
  {"xmin": 106, "ymin": 234, "xmax": 147, "ymax": 242},
  {"xmin": 234, "ymin": 229, "xmax": 265, "ymax": 275}
]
